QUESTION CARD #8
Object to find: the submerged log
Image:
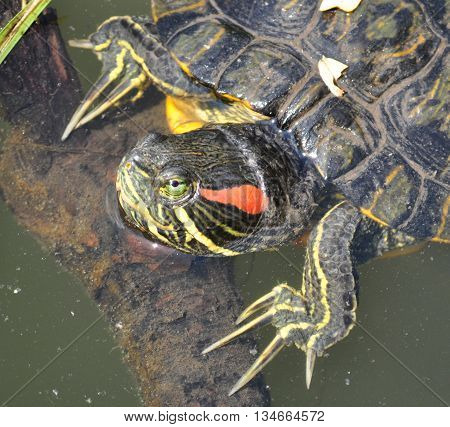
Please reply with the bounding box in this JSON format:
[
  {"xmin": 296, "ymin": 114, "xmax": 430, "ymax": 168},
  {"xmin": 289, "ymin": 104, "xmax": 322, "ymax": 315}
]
[{"xmin": 0, "ymin": 0, "xmax": 269, "ymax": 406}]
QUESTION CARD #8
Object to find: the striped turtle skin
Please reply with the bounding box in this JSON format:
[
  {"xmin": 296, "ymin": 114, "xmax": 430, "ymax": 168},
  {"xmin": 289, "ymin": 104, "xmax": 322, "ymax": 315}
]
[{"xmin": 64, "ymin": 0, "xmax": 449, "ymax": 395}]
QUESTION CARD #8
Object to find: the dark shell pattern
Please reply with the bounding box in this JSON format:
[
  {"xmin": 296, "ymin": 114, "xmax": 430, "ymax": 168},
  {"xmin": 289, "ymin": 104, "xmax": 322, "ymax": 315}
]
[{"xmin": 151, "ymin": 0, "xmax": 449, "ymax": 242}]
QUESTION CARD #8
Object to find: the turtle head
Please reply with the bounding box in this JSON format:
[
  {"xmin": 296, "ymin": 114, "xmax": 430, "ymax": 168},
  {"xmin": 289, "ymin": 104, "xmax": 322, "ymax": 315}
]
[{"xmin": 116, "ymin": 124, "xmax": 317, "ymax": 256}]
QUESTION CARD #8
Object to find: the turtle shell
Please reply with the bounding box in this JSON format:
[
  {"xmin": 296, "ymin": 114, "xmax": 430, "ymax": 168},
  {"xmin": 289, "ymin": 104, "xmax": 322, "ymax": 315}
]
[{"xmin": 151, "ymin": 0, "xmax": 449, "ymax": 242}]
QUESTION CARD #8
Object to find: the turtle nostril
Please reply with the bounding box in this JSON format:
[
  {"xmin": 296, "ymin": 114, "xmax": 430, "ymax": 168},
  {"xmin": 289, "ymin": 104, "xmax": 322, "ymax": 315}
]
[
  {"xmin": 131, "ymin": 155, "xmax": 141, "ymax": 165},
  {"xmin": 131, "ymin": 156, "xmax": 150, "ymax": 173}
]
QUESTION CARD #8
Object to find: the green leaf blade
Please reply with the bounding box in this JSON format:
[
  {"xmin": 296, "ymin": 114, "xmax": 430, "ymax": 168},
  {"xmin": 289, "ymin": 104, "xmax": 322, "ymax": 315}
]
[{"xmin": 0, "ymin": 0, "xmax": 52, "ymax": 65}]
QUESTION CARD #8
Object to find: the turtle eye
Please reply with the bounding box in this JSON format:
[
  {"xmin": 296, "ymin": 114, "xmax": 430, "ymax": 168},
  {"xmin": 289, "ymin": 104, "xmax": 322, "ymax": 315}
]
[{"xmin": 159, "ymin": 176, "xmax": 192, "ymax": 201}]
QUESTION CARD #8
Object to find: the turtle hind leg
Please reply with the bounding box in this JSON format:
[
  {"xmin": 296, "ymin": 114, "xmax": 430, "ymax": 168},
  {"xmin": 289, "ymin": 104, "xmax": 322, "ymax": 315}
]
[{"xmin": 62, "ymin": 16, "xmax": 208, "ymax": 140}]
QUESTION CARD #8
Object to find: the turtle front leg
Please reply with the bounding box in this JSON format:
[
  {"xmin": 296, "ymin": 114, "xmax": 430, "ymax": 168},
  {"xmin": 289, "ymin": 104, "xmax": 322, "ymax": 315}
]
[
  {"xmin": 62, "ymin": 16, "xmax": 208, "ymax": 140},
  {"xmin": 203, "ymin": 201, "xmax": 363, "ymax": 395}
]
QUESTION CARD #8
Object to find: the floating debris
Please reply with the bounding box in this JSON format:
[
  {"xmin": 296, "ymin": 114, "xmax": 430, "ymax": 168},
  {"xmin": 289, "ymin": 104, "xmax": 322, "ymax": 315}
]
[{"xmin": 115, "ymin": 321, "xmax": 123, "ymax": 330}]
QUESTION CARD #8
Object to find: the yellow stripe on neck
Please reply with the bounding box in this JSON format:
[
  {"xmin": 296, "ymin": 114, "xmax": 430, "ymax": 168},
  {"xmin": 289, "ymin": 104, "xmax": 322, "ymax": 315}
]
[{"xmin": 174, "ymin": 207, "xmax": 239, "ymax": 256}]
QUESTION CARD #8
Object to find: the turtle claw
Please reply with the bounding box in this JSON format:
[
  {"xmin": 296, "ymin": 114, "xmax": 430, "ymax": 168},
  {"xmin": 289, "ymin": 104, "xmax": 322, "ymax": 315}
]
[
  {"xmin": 228, "ymin": 335, "xmax": 285, "ymax": 396},
  {"xmin": 305, "ymin": 348, "xmax": 317, "ymax": 390},
  {"xmin": 203, "ymin": 284, "xmax": 317, "ymax": 394},
  {"xmin": 75, "ymin": 73, "xmax": 148, "ymax": 129},
  {"xmin": 68, "ymin": 39, "xmax": 95, "ymax": 49},
  {"xmin": 202, "ymin": 309, "xmax": 274, "ymax": 355},
  {"xmin": 61, "ymin": 70, "xmax": 114, "ymax": 141},
  {"xmin": 61, "ymin": 42, "xmax": 150, "ymax": 141},
  {"xmin": 236, "ymin": 284, "xmax": 306, "ymax": 325},
  {"xmin": 235, "ymin": 291, "xmax": 276, "ymax": 325}
]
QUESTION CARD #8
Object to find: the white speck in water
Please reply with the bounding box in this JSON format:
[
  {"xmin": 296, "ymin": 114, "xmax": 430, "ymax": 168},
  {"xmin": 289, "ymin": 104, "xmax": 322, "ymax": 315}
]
[
  {"xmin": 13, "ymin": 288, "xmax": 21, "ymax": 294},
  {"xmin": 344, "ymin": 378, "xmax": 351, "ymax": 386},
  {"xmin": 115, "ymin": 322, "xmax": 123, "ymax": 330},
  {"xmin": 52, "ymin": 389, "xmax": 59, "ymax": 397},
  {"xmin": 15, "ymin": 266, "xmax": 21, "ymax": 271},
  {"xmin": 249, "ymin": 348, "xmax": 257, "ymax": 356},
  {"xmin": 70, "ymin": 311, "xmax": 75, "ymax": 317},
  {"xmin": 85, "ymin": 397, "xmax": 92, "ymax": 404}
]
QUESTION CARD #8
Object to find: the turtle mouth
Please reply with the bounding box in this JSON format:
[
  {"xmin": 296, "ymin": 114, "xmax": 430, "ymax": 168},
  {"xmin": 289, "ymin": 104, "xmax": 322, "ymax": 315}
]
[
  {"xmin": 116, "ymin": 187, "xmax": 174, "ymax": 232},
  {"xmin": 115, "ymin": 161, "xmax": 176, "ymax": 234}
]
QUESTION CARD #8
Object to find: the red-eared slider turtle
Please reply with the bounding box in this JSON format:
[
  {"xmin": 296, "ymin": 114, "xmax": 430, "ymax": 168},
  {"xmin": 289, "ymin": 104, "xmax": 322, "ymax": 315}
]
[{"xmin": 63, "ymin": 0, "xmax": 449, "ymax": 395}]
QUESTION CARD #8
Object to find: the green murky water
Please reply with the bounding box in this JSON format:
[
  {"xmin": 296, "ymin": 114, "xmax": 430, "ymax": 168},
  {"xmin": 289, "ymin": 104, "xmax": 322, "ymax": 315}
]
[
  {"xmin": 0, "ymin": 0, "xmax": 449, "ymax": 407},
  {"xmin": 0, "ymin": 200, "xmax": 140, "ymax": 406}
]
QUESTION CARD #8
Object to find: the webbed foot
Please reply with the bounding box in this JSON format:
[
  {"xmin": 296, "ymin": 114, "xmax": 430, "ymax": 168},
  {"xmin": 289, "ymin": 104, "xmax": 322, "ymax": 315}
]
[
  {"xmin": 62, "ymin": 16, "xmax": 207, "ymax": 141},
  {"xmin": 203, "ymin": 283, "xmax": 319, "ymax": 395},
  {"xmin": 61, "ymin": 17, "xmax": 155, "ymax": 140}
]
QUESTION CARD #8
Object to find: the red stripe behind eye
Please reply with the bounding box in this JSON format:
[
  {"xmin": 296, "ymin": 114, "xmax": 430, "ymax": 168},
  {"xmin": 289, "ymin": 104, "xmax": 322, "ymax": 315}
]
[{"xmin": 200, "ymin": 185, "xmax": 269, "ymax": 215}]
